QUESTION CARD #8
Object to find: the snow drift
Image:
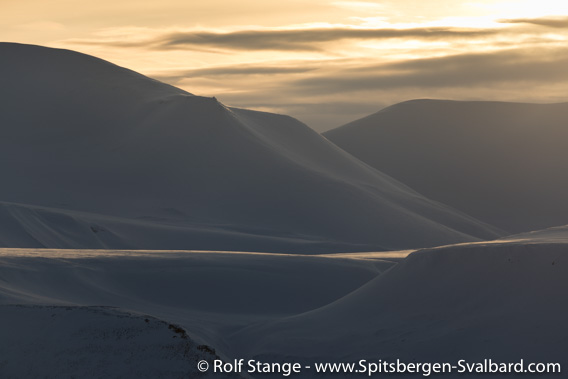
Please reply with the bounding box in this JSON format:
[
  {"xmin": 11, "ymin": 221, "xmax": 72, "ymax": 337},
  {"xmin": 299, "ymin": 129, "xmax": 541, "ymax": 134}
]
[
  {"xmin": 0, "ymin": 44, "xmax": 500, "ymax": 251},
  {"xmin": 0, "ymin": 248, "xmax": 395, "ymax": 366},
  {"xmin": 1, "ymin": 228, "xmax": 567, "ymax": 377},
  {"xmin": 325, "ymin": 99, "xmax": 568, "ymax": 234},
  {"xmin": 230, "ymin": 233, "xmax": 568, "ymax": 375}
]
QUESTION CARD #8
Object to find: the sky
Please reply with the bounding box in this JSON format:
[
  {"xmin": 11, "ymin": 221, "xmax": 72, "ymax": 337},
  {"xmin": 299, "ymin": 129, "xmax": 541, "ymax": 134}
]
[{"xmin": 3, "ymin": 0, "xmax": 568, "ymax": 131}]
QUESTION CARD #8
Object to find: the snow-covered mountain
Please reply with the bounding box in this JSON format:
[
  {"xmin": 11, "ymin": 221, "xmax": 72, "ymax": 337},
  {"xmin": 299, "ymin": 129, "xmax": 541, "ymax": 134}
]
[
  {"xmin": 0, "ymin": 44, "xmax": 501, "ymax": 252},
  {"xmin": 324, "ymin": 99, "xmax": 568, "ymax": 234}
]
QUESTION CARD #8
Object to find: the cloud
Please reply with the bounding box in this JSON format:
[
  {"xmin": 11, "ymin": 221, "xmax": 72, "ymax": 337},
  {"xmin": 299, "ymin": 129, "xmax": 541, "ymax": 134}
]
[
  {"xmin": 57, "ymin": 22, "xmax": 568, "ymax": 131},
  {"xmin": 499, "ymin": 16, "xmax": 568, "ymax": 28},
  {"xmin": 158, "ymin": 27, "xmax": 498, "ymax": 51},
  {"xmin": 66, "ymin": 26, "xmax": 498, "ymax": 52},
  {"xmin": 152, "ymin": 65, "xmax": 317, "ymax": 82},
  {"xmin": 146, "ymin": 46, "xmax": 568, "ymax": 130},
  {"xmin": 290, "ymin": 47, "xmax": 568, "ymax": 94}
]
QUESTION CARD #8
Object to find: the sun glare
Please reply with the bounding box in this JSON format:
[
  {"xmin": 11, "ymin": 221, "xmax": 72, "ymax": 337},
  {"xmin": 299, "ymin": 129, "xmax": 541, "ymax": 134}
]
[{"xmin": 472, "ymin": 0, "xmax": 568, "ymax": 18}]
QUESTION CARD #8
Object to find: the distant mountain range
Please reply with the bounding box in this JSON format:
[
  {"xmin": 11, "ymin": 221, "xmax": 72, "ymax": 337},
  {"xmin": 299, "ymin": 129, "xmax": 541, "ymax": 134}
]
[
  {"xmin": 325, "ymin": 99, "xmax": 568, "ymax": 233},
  {"xmin": 0, "ymin": 43, "xmax": 500, "ymax": 252}
]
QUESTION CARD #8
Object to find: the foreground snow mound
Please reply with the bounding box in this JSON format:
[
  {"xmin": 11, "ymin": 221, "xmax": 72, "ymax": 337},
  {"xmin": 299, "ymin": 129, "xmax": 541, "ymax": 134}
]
[
  {"xmin": 0, "ymin": 238, "xmax": 565, "ymax": 377},
  {"xmin": 0, "ymin": 248, "xmax": 391, "ymax": 358},
  {"xmin": 0, "ymin": 305, "xmax": 241, "ymax": 378},
  {"xmin": 236, "ymin": 239, "xmax": 568, "ymax": 370},
  {"xmin": 325, "ymin": 99, "xmax": 568, "ymax": 233},
  {"xmin": 0, "ymin": 44, "xmax": 500, "ymax": 251}
]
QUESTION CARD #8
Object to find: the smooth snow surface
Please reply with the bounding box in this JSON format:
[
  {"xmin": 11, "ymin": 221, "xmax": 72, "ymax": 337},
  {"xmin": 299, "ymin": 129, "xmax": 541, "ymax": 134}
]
[
  {"xmin": 325, "ymin": 99, "xmax": 568, "ymax": 233},
  {"xmin": 0, "ymin": 43, "xmax": 501, "ymax": 252},
  {"xmin": 0, "ymin": 248, "xmax": 396, "ymax": 377},
  {"xmin": 239, "ymin": 241, "xmax": 567, "ymax": 364},
  {"xmin": 1, "ymin": 229, "xmax": 567, "ymax": 377}
]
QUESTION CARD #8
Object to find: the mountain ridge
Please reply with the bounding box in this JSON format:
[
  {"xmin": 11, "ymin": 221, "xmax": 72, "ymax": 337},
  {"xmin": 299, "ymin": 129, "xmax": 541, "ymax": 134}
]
[
  {"xmin": 0, "ymin": 43, "xmax": 501, "ymax": 251},
  {"xmin": 325, "ymin": 98, "xmax": 568, "ymax": 233}
]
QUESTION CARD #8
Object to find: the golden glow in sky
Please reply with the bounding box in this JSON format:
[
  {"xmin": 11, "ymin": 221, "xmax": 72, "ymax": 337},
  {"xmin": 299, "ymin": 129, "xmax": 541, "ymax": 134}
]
[{"xmin": 3, "ymin": 0, "xmax": 568, "ymax": 130}]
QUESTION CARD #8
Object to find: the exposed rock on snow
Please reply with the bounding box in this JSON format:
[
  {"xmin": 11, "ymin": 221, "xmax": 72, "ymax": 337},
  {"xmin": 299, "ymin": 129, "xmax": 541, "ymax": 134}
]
[{"xmin": 0, "ymin": 305, "xmax": 242, "ymax": 378}]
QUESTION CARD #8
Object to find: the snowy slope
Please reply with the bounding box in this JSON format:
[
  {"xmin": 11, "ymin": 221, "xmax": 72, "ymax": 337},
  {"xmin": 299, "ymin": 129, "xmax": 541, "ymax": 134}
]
[
  {"xmin": 0, "ymin": 248, "xmax": 395, "ymax": 364},
  {"xmin": 0, "ymin": 305, "xmax": 241, "ymax": 379},
  {"xmin": 0, "ymin": 44, "xmax": 501, "ymax": 251},
  {"xmin": 0, "ymin": 200, "xmax": 383, "ymax": 253},
  {"xmin": 324, "ymin": 99, "xmax": 568, "ymax": 234},
  {"xmin": 1, "ymin": 234, "xmax": 566, "ymax": 377},
  {"xmin": 231, "ymin": 236, "xmax": 568, "ymax": 375}
]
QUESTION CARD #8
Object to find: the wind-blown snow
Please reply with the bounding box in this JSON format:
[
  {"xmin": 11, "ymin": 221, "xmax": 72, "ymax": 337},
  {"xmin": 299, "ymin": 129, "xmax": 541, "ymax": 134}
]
[
  {"xmin": 0, "ymin": 43, "xmax": 501, "ymax": 252},
  {"xmin": 324, "ymin": 99, "xmax": 568, "ymax": 234},
  {"xmin": 1, "ymin": 227, "xmax": 567, "ymax": 377}
]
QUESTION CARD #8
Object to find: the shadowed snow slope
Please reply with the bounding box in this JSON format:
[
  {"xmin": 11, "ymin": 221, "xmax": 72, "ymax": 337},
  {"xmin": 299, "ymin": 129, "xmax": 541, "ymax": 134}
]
[
  {"xmin": 1, "ymin": 233, "xmax": 566, "ymax": 377},
  {"xmin": 0, "ymin": 305, "xmax": 242, "ymax": 379},
  {"xmin": 0, "ymin": 248, "xmax": 395, "ymax": 364},
  {"xmin": 0, "ymin": 44, "xmax": 500, "ymax": 251},
  {"xmin": 231, "ymin": 235, "xmax": 568, "ymax": 377},
  {"xmin": 325, "ymin": 99, "xmax": 568, "ymax": 234}
]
